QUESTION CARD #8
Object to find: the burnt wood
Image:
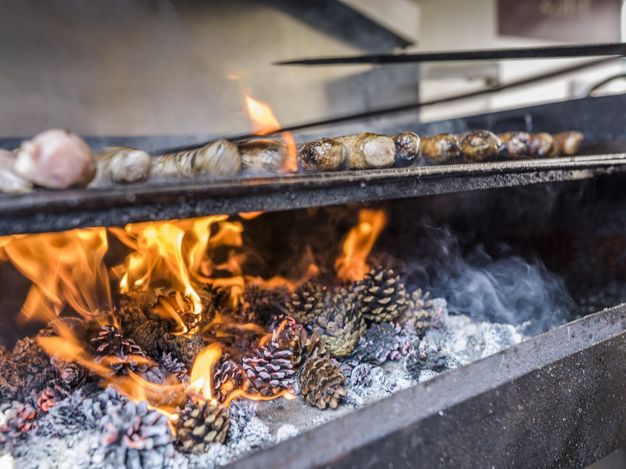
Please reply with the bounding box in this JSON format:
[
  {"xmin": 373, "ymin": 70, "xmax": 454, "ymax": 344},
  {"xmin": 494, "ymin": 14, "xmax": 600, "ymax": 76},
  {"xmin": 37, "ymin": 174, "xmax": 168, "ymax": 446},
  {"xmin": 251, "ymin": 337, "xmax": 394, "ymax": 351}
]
[{"xmin": 231, "ymin": 305, "xmax": 626, "ymax": 469}]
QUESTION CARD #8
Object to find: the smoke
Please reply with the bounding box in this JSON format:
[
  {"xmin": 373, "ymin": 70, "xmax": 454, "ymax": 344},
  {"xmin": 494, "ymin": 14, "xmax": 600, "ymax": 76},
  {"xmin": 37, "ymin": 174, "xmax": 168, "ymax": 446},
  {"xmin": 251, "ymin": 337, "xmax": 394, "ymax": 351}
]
[{"xmin": 399, "ymin": 223, "xmax": 574, "ymax": 336}]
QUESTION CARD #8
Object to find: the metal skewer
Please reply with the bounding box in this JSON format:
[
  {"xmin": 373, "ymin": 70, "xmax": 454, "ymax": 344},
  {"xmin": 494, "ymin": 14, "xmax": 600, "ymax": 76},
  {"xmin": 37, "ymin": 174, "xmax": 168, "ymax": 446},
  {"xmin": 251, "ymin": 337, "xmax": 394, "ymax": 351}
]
[{"xmin": 275, "ymin": 42, "xmax": 626, "ymax": 66}]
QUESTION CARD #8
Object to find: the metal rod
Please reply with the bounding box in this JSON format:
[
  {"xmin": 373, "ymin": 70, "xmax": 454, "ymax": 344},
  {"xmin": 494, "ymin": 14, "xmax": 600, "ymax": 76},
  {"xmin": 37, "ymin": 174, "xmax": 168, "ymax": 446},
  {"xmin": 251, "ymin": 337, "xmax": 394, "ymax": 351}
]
[
  {"xmin": 275, "ymin": 42, "xmax": 626, "ymax": 66},
  {"xmin": 155, "ymin": 57, "xmax": 619, "ymax": 155}
]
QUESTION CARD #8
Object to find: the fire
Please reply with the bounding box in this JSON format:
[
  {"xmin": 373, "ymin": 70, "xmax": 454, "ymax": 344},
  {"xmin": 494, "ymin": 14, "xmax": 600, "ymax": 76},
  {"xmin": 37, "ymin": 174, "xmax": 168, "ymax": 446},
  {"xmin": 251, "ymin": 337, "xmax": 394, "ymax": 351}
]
[
  {"xmin": 187, "ymin": 343, "xmax": 222, "ymax": 401},
  {"xmin": 0, "ymin": 207, "xmax": 388, "ymax": 427},
  {"xmin": 245, "ymin": 95, "xmax": 297, "ymax": 173},
  {"xmin": 335, "ymin": 209, "xmax": 388, "ymax": 281},
  {"xmin": 1, "ymin": 228, "xmax": 111, "ymax": 323}
]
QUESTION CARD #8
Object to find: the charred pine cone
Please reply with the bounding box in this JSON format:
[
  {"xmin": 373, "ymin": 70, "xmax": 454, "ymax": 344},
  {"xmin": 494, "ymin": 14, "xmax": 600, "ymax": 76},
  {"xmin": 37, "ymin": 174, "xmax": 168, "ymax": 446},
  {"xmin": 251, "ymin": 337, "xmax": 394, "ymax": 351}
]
[
  {"xmin": 100, "ymin": 400, "xmax": 174, "ymax": 468},
  {"xmin": 242, "ymin": 345, "xmax": 295, "ymax": 397},
  {"xmin": 298, "ymin": 348, "xmax": 346, "ymax": 410},
  {"xmin": 242, "ymin": 284, "xmax": 288, "ymax": 325},
  {"xmin": 56, "ymin": 361, "xmax": 87, "ymax": 389},
  {"xmin": 161, "ymin": 352, "xmax": 189, "ymax": 383},
  {"xmin": 37, "ymin": 380, "xmax": 70, "ymax": 413},
  {"xmin": 176, "ymin": 398, "xmax": 230, "ymax": 452},
  {"xmin": 349, "ymin": 322, "xmax": 413, "ymax": 368},
  {"xmin": 1, "ymin": 337, "xmax": 57, "ymax": 401},
  {"xmin": 213, "ymin": 357, "xmax": 246, "ymax": 403},
  {"xmin": 355, "ymin": 268, "xmax": 409, "ymax": 323},
  {"xmin": 401, "ymin": 288, "xmax": 437, "ymax": 336},
  {"xmin": 0, "ymin": 401, "xmax": 36, "ymax": 446},
  {"xmin": 269, "ymin": 316, "xmax": 312, "ymax": 368},
  {"xmin": 91, "ymin": 326, "xmax": 150, "ymax": 375},
  {"xmin": 285, "ymin": 282, "xmax": 328, "ymax": 326},
  {"xmin": 312, "ymin": 288, "xmax": 365, "ymax": 357}
]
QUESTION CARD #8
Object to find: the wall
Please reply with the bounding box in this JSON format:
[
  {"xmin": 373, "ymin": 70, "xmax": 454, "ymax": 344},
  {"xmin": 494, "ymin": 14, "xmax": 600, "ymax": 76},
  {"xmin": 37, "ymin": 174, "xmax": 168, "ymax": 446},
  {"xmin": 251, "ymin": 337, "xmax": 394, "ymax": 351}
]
[
  {"xmin": 0, "ymin": 0, "xmax": 416, "ymax": 138},
  {"xmin": 415, "ymin": 0, "xmax": 626, "ymax": 121}
]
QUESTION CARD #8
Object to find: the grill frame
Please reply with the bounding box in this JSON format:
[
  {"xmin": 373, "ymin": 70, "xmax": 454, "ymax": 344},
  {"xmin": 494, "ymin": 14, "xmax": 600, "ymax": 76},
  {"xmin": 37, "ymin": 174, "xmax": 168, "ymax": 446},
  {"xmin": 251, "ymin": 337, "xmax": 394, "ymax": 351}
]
[{"xmin": 1, "ymin": 94, "xmax": 626, "ymax": 235}]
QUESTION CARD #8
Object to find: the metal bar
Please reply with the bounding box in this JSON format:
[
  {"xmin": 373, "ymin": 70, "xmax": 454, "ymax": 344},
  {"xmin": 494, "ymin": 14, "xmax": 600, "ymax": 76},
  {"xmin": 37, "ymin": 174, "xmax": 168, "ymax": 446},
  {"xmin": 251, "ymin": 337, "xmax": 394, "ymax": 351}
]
[
  {"xmin": 157, "ymin": 57, "xmax": 618, "ymax": 154},
  {"xmin": 275, "ymin": 42, "xmax": 626, "ymax": 66},
  {"xmin": 0, "ymin": 154, "xmax": 625, "ymax": 235},
  {"xmin": 230, "ymin": 305, "xmax": 626, "ymax": 469}
]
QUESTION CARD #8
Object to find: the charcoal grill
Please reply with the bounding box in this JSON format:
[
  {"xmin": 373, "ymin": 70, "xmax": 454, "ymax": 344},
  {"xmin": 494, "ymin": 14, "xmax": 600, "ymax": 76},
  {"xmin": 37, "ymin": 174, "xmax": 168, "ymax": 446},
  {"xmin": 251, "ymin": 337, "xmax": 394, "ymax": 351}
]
[{"xmin": 3, "ymin": 89, "xmax": 626, "ymax": 468}]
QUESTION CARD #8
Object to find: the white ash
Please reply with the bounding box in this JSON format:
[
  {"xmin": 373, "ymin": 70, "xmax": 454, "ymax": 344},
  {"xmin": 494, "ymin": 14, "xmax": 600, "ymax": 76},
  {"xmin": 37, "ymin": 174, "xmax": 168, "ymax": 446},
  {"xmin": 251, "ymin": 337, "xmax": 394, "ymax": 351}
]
[
  {"xmin": 276, "ymin": 424, "xmax": 299, "ymax": 442},
  {"xmin": 2, "ymin": 309, "xmax": 528, "ymax": 468}
]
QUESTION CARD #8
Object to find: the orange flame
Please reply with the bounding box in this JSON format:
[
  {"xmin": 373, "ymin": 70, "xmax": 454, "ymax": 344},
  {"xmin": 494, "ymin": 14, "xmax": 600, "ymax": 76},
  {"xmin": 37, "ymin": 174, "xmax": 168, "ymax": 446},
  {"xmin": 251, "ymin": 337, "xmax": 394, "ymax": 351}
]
[
  {"xmin": 1, "ymin": 228, "xmax": 111, "ymax": 323},
  {"xmin": 187, "ymin": 343, "xmax": 222, "ymax": 401},
  {"xmin": 0, "ymin": 208, "xmax": 373, "ymax": 422},
  {"xmin": 335, "ymin": 209, "xmax": 387, "ymax": 281},
  {"xmin": 245, "ymin": 95, "xmax": 297, "ymax": 173}
]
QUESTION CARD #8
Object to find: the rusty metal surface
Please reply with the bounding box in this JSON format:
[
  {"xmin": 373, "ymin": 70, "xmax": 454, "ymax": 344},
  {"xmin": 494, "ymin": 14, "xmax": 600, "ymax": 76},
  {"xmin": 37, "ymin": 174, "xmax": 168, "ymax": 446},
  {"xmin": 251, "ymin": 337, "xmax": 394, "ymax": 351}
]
[
  {"xmin": 230, "ymin": 305, "xmax": 626, "ymax": 469},
  {"xmin": 0, "ymin": 154, "xmax": 625, "ymax": 234}
]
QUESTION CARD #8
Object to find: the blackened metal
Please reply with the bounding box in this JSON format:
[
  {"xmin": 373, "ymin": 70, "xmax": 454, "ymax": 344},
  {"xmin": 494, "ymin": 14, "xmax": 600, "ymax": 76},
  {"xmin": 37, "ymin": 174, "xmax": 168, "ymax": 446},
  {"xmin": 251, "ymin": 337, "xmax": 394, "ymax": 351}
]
[
  {"xmin": 0, "ymin": 155, "xmax": 625, "ymax": 235},
  {"xmin": 155, "ymin": 57, "xmax": 618, "ymax": 154},
  {"xmin": 275, "ymin": 42, "xmax": 626, "ymax": 66},
  {"xmin": 231, "ymin": 305, "xmax": 626, "ymax": 469}
]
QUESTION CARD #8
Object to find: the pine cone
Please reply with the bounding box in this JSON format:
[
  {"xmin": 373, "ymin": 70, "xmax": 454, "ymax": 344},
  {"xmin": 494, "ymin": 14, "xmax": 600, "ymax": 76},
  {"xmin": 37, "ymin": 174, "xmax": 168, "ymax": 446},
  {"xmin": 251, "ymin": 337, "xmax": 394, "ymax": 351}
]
[
  {"xmin": 355, "ymin": 268, "xmax": 408, "ymax": 323},
  {"xmin": 2, "ymin": 337, "xmax": 57, "ymax": 401},
  {"xmin": 349, "ymin": 322, "xmax": 413, "ymax": 366},
  {"xmin": 242, "ymin": 284, "xmax": 288, "ymax": 325},
  {"xmin": 213, "ymin": 358, "xmax": 246, "ymax": 403},
  {"xmin": 285, "ymin": 282, "xmax": 328, "ymax": 326},
  {"xmin": 90, "ymin": 326, "xmax": 150, "ymax": 375},
  {"xmin": 270, "ymin": 316, "xmax": 312, "ymax": 368},
  {"xmin": 57, "ymin": 362, "xmax": 87, "ymax": 389},
  {"xmin": 0, "ymin": 401, "xmax": 36, "ymax": 446},
  {"xmin": 127, "ymin": 317, "xmax": 171, "ymax": 359},
  {"xmin": 242, "ymin": 345, "xmax": 295, "ymax": 397},
  {"xmin": 312, "ymin": 289, "xmax": 365, "ymax": 357},
  {"xmin": 298, "ymin": 349, "xmax": 346, "ymax": 410},
  {"xmin": 161, "ymin": 353, "xmax": 189, "ymax": 383},
  {"xmin": 101, "ymin": 400, "xmax": 174, "ymax": 468},
  {"xmin": 402, "ymin": 289, "xmax": 437, "ymax": 336},
  {"xmin": 37, "ymin": 380, "xmax": 70, "ymax": 413},
  {"xmin": 176, "ymin": 398, "xmax": 230, "ymax": 452}
]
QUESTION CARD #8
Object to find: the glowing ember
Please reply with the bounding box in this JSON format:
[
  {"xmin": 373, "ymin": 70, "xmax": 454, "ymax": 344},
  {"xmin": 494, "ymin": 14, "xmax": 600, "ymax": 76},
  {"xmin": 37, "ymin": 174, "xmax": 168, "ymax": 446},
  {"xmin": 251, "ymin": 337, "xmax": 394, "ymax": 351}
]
[
  {"xmin": 335, "ymin": 209, "xmax": 388, "ymax": 281},
  {"xmin": 245, "ymin": 95, "xmax": 297, "ymax": 173}
]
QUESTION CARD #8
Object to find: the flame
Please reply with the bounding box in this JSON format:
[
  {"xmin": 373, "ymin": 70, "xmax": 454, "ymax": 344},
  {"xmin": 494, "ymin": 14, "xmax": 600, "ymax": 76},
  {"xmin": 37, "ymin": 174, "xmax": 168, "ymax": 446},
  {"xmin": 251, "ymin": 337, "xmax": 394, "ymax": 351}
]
[
  {"xmin": 0, "ymin": 208, "xmax": 375, "ymax": 424},
  {"xmin": 245, "ymin": 95, "xmax": 297, "ymax": 173},
  {"xmin": 0, "ymin": 228, "xmax": 111, "ymax": 323},
  {"xmin": 335, "ymin": 209, "xmax": 387, "ymax": 281},
  {"xmin": 187, "ymin": 343, "xmax": 222, "ymax": 400}
]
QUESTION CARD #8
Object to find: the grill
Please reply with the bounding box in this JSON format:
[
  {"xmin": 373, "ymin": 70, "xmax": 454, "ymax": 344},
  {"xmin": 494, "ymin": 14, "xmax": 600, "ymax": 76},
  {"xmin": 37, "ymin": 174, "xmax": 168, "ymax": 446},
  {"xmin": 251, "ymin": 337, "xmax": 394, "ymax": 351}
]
[
  {"xmin": 1, "ymin": 94, "xmax": 626, "ymax": 235},
  {"xmin": 3, "ymin": 11, "xmax": 626, "ymax": 467}
]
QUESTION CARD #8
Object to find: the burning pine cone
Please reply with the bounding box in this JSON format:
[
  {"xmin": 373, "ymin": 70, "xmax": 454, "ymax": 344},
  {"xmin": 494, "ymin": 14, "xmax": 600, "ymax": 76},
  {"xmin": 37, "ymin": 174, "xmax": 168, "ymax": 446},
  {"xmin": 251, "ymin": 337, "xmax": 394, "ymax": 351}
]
[
  {"xmin": 285, "ymin": 282, "xmax": 328, "ymax": 326},
  {"xmin": 355, "ymin": 268, "xmax": 408, "ymax": 323},
  {"xmin": 270, "ymin": 316, "xmax": 312, "ymax": 368},
  {"xmin": 0, "ymin": 401, "xmax": 36, "ymax": 446},
  {"xmin": 312, "ymin": 288, "xmax": 365, "ymax": 357},
  {"xmin": 1, "ymin": 337, "xmax": 57, "ymax": 402},
  {"xmin": 298, "ymin": 349, "xmax": 346, "ymax": 410},
  {"xmin": 242, "ymin": 284, "xmax": 289, "ymax": 325},
  {"xmin": 242, "ymin": 345, "xmax": 295, "ymax": 397},
  {"xmin": 90, "ymin": 325, "xmax": 150, "ymax": 375},
  {"xmin": 213, "ymin": 357, "xmax": 246, "ymax": 402},
  {"xmin": 176, "ymin": 398, "xmax": 230, "ymax": 452}
]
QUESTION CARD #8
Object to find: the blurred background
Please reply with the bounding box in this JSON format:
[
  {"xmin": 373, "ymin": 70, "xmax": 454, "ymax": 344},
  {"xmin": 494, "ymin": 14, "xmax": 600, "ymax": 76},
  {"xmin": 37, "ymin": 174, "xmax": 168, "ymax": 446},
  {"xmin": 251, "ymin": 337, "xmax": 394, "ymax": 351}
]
[{"xmin": 0, "ymin": 0, "xmax": 625, "ymax": 138}]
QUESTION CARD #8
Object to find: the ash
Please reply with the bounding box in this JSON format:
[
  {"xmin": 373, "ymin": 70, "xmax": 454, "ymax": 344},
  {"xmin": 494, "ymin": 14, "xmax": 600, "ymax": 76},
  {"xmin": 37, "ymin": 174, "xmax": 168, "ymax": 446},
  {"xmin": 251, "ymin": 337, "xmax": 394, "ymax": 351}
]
[{"xmin": 1, "ymin": 303, "xmax": 527, "ymax": 469}]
